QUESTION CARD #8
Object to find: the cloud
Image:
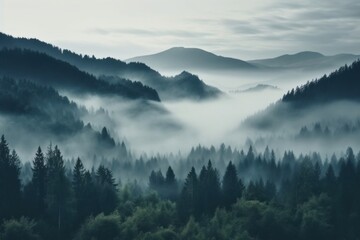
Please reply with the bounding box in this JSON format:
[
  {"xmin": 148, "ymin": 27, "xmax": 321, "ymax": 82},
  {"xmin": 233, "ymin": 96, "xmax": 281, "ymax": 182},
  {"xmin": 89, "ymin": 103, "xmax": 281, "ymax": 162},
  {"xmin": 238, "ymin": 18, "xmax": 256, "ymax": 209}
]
[
  {"xmin": 217, "ymin": 0, "xmax": 360, "ymax": 57},
  {"xmin": 90, "ymin": 27, "xmax": 212, "ymax": 39}
]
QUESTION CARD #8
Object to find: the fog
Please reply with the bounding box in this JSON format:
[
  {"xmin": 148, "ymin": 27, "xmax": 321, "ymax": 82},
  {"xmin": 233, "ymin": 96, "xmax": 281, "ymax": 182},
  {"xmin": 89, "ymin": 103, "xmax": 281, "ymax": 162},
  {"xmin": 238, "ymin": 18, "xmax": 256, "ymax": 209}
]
[
  {"xmin": 2, "ymin": 65, "xmax": 357, "ymax": 165},
  {"xmin": 64, "ymin": 66, "xmax": 341, "ymax": 156}
]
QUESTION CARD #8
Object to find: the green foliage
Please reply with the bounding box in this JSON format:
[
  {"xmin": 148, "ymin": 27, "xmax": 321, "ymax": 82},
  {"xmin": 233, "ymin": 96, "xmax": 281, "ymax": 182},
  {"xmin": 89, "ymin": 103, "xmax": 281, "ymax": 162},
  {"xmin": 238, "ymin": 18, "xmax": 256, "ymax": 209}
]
[
  {"xmin": 180, "ymin": 217, "xmax": 205, "ymax": 240},
  {"xmin": 296, "ymin": 194, "xmax": 334, "ymax": 240},
  {"xmin": 2, "ymin": 135, "xmax": 360, "ymax": 239},
  {"xmin": 1, "ymin": 217, "xmax": 41, "ymax": 240},
  {"xmin": 142, "ymin": 228, "xmax": 179, "ymax": 240},
  {"xmin": 121, "ymin": 200, "xmax": 176, "ymax": 239},
  {"xmin": 74, "ymin": 213, "xmax": 121, "ymax": 240}
]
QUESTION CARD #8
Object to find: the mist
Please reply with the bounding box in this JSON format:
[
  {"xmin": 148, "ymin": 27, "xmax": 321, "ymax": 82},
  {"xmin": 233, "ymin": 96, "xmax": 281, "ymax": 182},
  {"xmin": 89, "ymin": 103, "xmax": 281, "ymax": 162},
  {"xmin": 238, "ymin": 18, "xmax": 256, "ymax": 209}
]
[{"xmin": 62, "ymin": 65, "xmax": 355, "ymax": 157}]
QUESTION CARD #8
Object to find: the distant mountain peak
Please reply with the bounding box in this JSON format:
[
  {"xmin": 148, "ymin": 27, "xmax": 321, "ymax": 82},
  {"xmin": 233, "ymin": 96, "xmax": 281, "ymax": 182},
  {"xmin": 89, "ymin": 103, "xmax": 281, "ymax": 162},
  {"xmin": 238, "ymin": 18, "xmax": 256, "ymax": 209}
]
[
  {"xmin": 231, "ymin": 84, "xmax": 280, "ymax": 94},
  {"xmin": 127, "ymin": 47, "xmax": 256, "ymax": 71},
  {"xmin": 249, "ymin": 50, "xmax": 359, "ymax": 70},
  {"xmin": 289, "ymin": 51, "xmax": 324, "ymax": 57}
]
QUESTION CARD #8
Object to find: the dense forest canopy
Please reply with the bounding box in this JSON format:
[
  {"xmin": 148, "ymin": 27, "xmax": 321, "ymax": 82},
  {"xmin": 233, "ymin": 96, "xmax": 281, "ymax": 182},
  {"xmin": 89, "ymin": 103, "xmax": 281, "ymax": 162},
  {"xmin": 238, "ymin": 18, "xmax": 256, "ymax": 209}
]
[{"xmin": 1, "ymin": 135, "xmax": 360, "ymax": 240}]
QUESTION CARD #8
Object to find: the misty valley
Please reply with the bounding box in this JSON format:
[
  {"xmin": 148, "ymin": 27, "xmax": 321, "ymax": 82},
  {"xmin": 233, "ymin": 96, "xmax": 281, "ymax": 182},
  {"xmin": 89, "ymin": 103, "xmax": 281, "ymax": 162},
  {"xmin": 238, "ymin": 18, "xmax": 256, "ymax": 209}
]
[{"xmin": 1, "ymin": 32, "xmax": 360, "ymax": 240}]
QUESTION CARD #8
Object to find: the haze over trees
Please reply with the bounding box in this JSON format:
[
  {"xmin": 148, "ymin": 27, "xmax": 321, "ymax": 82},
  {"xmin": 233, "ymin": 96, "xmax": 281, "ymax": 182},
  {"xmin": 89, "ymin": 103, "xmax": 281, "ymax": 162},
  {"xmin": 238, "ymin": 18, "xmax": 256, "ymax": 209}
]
[
  {"xmin": 1, "ymin": 135, "xmax": 360, "ymax": 239},
  {"xmin": 0, "ymin": 48, "xmax": 160, "ymax": 101},
  {"xmin": 0, "ymin": 32, "xmax": 223, "ymax": 101},
  {"xmin": 243, "ymin": 60, "xmax": 360, "ymax": 132},
  {"xmin": 1, "ymin": 29, "xmax": 360, "ymax": 240}
]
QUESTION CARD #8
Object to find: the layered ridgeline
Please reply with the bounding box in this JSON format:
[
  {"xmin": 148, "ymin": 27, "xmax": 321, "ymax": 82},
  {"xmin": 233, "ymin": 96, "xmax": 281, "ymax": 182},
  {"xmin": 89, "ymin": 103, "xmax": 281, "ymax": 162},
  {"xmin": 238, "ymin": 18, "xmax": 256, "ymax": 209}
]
[
  {"xmin": 127, "ymin": 47, "xmax": 256, "ymax": 72},
  {"xmin": 0, "ymin": 77, "xmax": 127, "ymax": 158},
  {"xmin": 250, "ymin": 51, "xmax": 360, "ymax": 71},
  {"xmin": 231, "ymin": 84, "xmax": 280, "ymax": 94},
  {"xmin": 0, "ymin": 32, "xmax": 222, "ymax": 100},
  {"xmin": 0, "ymin": 48, "xmax": 160, "ymax": 101},
  {"xmin": 243, "ymin": 60, "xmax": 360, "ymax": 142}
]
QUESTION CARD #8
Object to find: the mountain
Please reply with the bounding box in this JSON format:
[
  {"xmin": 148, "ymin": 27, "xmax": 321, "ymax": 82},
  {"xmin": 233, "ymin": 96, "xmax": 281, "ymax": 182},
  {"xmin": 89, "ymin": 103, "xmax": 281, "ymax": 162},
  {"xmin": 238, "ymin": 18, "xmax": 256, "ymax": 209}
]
[
  {"xmin": 0, "ymin": 32, "xmax": 222, "ymax": 100},
  {"xmin": 231, "ymin": 84, "xmax": 280, "ymax": 93},
  {"xmin": 126, "ymin": 47, "xmax": 256, "ymax": 72},
  {"xmin": 250, "ymin": 51, "xmax": 360, "ymax": 70},
  {"xmin": 0, "ymin": 77, "xmax": 120, "ymax": 156},
  {"xmin": 0, "ymin": 48, "xmax": 160, "ymax": 101},
  {"xmin": 243, "ymin": 60, "xmax": 360, "ymax": 131}
]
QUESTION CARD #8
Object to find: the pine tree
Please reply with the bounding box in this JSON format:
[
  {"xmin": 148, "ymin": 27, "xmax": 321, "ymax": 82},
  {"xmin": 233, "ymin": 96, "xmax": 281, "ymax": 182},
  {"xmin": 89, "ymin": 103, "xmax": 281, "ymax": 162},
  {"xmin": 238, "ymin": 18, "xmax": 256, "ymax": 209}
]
[
  {"xmin": 96, "ymin": 165, "xmax": 118, "ymax": 214},
  {"xmin": 198, "ymin": 161, "xmax": 221, "ymax": 215},
  {"xmin": 165, "ymin": 166, "xmax": 178, "ymax": 200},
  {"xmin": 177, "ymin": 167, "xmax": 198, "ymax": 221},
  {"xmin": 73, "ymin": 157, "xmax": 85, "ymax": 197},
  {"xmin": 31, "ymin": 146, "xmax": 47, "ymax": 217},
  {"xmin": 72, "ymin": 158, "xmax": 86, "ymax": 223},
  {"xmin": 0, "ymin": 136, "xmax": 22, "ymax": 220},
  {"xmin": 324, "ymin": 165, "xmax": 337, "ymax": 197},
  {"xmin": 222, "ymin": 161, "xmax": 243, "ymax": 208},
  {"xmin": 46, "ymin": 145, "xmax": 71, "ymax": 236}
]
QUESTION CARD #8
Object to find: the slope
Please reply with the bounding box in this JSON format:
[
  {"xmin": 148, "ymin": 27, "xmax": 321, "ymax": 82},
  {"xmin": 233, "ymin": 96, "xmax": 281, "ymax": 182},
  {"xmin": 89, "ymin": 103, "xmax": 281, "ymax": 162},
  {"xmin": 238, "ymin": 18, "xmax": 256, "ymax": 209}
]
[
  {"xmin": 0, "ymin": 77, "xmax": 120, "ymax": 157},
  {"xmin": 0, "ymin": 32, "xmax": 222, "ymax": 101},
  {"xmin": 127, "ymin": 47, "xmax": 256, "ymax": 72},
  {"xmin": 0, "ymin": 48, "xmax": 160, "ymax": 101},
  {"xmin": 250, "ymin": 51, "xmax": 360, "ymax": 71},
  {"xmin": 243, "ymin": 60, "xmax": 360, "ymax": 131}
]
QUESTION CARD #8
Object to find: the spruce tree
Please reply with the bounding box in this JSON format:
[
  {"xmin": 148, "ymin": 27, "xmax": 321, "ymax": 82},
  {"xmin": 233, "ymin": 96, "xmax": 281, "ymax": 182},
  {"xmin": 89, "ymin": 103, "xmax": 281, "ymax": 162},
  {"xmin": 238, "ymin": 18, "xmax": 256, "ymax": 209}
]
[
  {"xmin": 73, "ymin": 157, "xmax": 85, "ymax": 197},
  {"xmin": 31, "ymin": 146, "xmax": 47, "ymax": 217},
  {"xmin": 72, "ymin": 158, "xmax": 86, "ymax": 223},
  {"xmin": 0, "ymin": 136, "xmax": 22, "ymax": 220},
  {"xmin": 222, "ymin": 161, "xmax": 243, "ymax": 208},
  {"xmin": 165, "ymin": 166, "xmax": 178, "ymax": 200},
  {"xmin": 177, "ymin": 167, "xmax": 198, "ymax": 221},
  {"xmin": 96, "ymin": 165, "xmax": 118, "ymax": 214},
  {"xmin": 46, "ymin": 145, "xmax": 71, "ymax": 236}
]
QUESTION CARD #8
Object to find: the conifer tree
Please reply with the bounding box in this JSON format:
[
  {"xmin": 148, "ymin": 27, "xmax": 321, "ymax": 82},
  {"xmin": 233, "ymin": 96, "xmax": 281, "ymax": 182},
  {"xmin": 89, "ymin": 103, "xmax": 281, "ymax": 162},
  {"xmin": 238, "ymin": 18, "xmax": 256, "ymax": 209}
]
[
  {"xmin": 46, "ymin": 145, "xmax": 71, "ymax": 236},
  {"xmin": 31, "ymin": 146, "xmax": 47, "ymax": 216},
  {"xmin": 222, "ymin": 161, "xmax": 243, "ymax": 208},
  {"xmin": 165, "ymin": 166, "xmax": 178, "ymax": 200},
  {"xmin": 177, "ymin": 167, "xmax": 198, "ymax": 221},
  {"xmin": 73, "ymin": 158, "xmax": 86, "ymax": 223},
  {"xmin": 0, "ymin": 136, "xmax": 22, "ymax": 220}
]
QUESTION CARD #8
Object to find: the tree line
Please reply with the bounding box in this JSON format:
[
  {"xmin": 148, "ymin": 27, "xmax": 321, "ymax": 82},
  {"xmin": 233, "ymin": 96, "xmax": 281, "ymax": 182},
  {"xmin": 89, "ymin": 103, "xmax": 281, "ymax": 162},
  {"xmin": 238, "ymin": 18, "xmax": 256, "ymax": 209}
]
[{"xmin": 1, "ymin": 134, "xmax": 360, "ymax": 239}]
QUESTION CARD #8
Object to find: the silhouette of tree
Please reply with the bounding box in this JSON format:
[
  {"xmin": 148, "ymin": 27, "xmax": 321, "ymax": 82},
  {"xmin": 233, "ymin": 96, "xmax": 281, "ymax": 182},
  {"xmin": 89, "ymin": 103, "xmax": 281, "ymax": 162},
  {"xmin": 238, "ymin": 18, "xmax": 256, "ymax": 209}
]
[
  {"xmin": 31, "ymin": 147, "xmax": 47, "ymax": 217},
  {"xmin": 222, "ymin": 161, "xmax": 243, "ymax": 208},
  {"xmin": 0, "ymin": 135, "xmax": 22, "ymax": 220}
]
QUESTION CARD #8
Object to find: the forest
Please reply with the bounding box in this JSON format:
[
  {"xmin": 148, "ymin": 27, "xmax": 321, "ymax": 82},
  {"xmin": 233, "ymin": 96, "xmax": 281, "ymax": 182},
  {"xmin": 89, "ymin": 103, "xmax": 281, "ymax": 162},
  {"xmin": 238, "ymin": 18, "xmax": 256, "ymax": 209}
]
[
  {"xmin": 0, "ymin": 33, "xmax": 222, "ymax": 101},
  {"xmin": 1, "ymin": 135, "xmax": 360, "ymax": 240}
]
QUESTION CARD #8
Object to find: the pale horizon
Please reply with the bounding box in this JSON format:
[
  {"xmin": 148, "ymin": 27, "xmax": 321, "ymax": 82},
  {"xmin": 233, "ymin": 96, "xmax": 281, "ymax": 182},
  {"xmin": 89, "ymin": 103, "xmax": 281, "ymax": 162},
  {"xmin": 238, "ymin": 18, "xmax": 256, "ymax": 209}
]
[{"xmin": 2, "ymin": 0, "xmax": 359, "ymax": 60}]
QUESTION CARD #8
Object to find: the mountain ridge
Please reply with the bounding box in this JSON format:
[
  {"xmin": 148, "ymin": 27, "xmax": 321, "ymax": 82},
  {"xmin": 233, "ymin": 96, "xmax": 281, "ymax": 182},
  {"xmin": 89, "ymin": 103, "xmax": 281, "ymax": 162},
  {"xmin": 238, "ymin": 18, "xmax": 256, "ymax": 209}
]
[
  {"xmin": 0, "ymin": 32, "xmax": 222, "ymax": 101},
  {"xmin": 249, "ymin": 51, "xmax": 360, "ymax": 69},
  {"xmin": 127, "ymin": 46, "xmax": 256, "ymax": 71},
  {"xmin": 0, "ymin": 48, "xmax": 161, "ymax": 101}
]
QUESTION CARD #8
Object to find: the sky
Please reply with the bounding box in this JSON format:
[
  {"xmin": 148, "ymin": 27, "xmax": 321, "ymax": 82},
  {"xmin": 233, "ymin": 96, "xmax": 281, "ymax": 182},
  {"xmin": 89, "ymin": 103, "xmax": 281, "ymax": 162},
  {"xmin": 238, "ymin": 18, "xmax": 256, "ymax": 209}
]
[{"xmin": 2, "ymin": 0, "xmax": 360, "ymax": 60}]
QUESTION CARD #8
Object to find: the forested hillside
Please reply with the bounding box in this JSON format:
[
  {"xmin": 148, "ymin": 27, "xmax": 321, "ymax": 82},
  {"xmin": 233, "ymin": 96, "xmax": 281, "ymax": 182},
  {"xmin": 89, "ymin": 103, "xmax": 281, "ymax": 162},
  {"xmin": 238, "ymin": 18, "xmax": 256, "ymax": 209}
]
[
  {"xmin": 0, "ymin": 48, "xmax": 160, "ymax": 101},
  {"xmin": 1, "ymin": 135, "xmax": 360, "ymax": 240},
  {"xmin": 244, "ymin": 60, "xmax": 360, "ymax": 131},
  {"xmin": 282, "ymin": 60, "xmax": 360, "ymax": 104},
  {"xmin": 0, "ymin": 77, "xmax": 122, "ymax": 157},
  {"xmin": 0, "ymin": 32, "xmax": 223, "ymax": 101}
]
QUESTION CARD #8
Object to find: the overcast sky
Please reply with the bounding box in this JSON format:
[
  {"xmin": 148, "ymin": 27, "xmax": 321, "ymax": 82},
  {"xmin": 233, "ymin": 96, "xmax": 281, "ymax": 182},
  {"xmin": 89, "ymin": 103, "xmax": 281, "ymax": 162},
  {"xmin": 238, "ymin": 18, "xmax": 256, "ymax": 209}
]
[{"xmin": 2, "ymin": 0, "xmax": 360, "ymax": 60}]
